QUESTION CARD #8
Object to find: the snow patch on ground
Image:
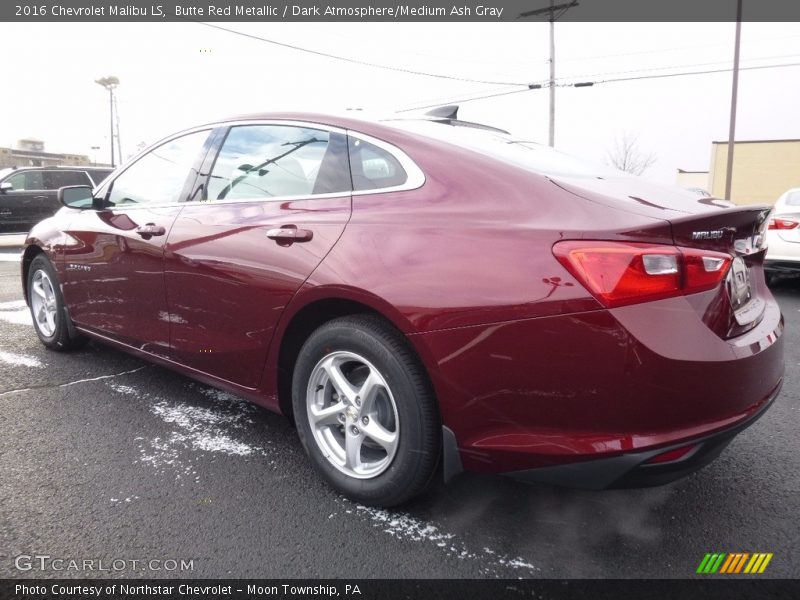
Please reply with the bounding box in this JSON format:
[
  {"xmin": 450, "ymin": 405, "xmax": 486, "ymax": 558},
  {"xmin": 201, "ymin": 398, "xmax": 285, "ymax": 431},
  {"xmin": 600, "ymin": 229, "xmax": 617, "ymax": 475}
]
[
  {"xmin": 106, "ymin": 381, "xmax": 268, "ymax": 482},
  {"xmin": 0, "ymin": 350, "xmax": 43, "ymax": 368},
  {"xmin": 0, "ymin": 300, "xmax": 32, "ymax": 327},
  {"xmin": 108, "ymin": 383, "xmax": 138, "ymax": 395},
  {"xmin": 151, "ymin": 401, "xmax": 256, "ymax": 457},
  {"xmin": 0, "ymin": 251, "xmax": 22, "ymax": 262},
  {"xmin": 350, "ymin": 503, "xmax": 537, "ymax": 577}
]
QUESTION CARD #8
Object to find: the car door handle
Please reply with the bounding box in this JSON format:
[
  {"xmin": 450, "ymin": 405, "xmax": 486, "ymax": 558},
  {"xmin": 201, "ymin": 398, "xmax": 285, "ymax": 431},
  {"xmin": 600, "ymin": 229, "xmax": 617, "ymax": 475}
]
[
  {"xmin": 135, "ymin": 223, "xmax": 166, "ymax": 238},
  {"xmin": 266, "ymin": 227, "xmax": 313, "ymax": 244}
]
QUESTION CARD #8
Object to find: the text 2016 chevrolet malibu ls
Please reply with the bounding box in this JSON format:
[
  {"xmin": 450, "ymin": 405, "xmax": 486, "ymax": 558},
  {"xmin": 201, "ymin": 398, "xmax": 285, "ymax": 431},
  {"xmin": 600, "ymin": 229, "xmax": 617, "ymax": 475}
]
[{"xmin": 22, "ymin": 108, "xmax": 783, "ymax": 506}]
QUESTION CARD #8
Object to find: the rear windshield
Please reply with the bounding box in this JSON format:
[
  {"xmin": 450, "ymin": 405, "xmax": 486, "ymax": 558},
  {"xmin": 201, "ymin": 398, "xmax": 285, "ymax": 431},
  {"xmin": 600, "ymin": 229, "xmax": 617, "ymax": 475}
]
[
  {"xmin": 784, "ymin": 191, "xmax": 800, "ymax": 206},
  {"xmin": 388, "ymin": 120, "xmax": 624, "ymax": 179}
]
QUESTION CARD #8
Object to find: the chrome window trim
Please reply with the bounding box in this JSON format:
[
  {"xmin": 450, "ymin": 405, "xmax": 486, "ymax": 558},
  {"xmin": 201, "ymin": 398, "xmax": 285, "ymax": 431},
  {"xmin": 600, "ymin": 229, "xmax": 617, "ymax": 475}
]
[{"xmin": 95, "ymin": 119, "xmax": 426, "ymax": 207}]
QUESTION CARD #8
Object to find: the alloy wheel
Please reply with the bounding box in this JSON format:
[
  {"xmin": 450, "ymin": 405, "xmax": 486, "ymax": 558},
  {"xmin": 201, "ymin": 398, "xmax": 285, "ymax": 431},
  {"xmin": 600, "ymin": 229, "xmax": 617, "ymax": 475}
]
[
  {"xmin": 305, "ymin": 351, "xmax": 400, "ymax": 479},
  {"xmin": 30, "ymin": 269, "xmax": 57, "ymax": 337}
]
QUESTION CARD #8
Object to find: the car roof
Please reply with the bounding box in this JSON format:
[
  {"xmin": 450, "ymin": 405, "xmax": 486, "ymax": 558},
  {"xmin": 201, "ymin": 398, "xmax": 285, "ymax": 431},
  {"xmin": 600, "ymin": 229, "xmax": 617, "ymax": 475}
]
[{"xmin": 0, "ymin": 165, "xmax": 112, "ymax": 171}]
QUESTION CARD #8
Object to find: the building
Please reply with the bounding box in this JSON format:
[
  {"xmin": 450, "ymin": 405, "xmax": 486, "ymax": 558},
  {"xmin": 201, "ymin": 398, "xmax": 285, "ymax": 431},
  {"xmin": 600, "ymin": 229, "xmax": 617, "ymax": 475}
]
[
  {"xmin": 0, "ymin": 139, "xmax": 92, "ymax": 168},
  {"xmin": 708, "ymin": 139, "xmax": 800, "ymax": 205}
]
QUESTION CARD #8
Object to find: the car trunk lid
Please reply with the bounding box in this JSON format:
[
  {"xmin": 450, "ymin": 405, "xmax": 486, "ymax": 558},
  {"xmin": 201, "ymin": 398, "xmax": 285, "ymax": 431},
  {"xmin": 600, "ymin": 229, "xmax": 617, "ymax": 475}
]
[{"xmin": 551, "ymin": 175, "xmax": 772, "ymax": 338}]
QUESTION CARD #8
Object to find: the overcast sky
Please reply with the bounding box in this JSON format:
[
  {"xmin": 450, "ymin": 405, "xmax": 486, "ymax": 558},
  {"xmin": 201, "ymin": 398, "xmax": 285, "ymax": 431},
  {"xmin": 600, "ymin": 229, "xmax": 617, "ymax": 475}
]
[{"xmin": 2, "ymin": 21, "xmax": 799, "ymax": 184}]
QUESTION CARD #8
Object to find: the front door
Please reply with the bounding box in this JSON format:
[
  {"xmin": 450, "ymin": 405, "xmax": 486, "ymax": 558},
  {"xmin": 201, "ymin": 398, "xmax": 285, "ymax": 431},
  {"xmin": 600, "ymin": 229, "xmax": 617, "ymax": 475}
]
[
  {"xmin": 163, "ymin": 123, "xmax": 353, "ymax": 388},
  {"xmin": 61, "ymin": 129, "xmax": 212, "ymax": 352}
]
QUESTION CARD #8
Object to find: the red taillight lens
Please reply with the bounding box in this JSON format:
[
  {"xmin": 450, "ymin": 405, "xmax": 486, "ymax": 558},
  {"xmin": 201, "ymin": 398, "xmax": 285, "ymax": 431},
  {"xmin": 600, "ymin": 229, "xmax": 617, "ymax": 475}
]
[
  {"xmin": 553, "ymin": 241, "xmax": 732, "ymax": 308},
  {"xmin": 768, "ymin": 217, "xmax": 799, "ymax": 230}
]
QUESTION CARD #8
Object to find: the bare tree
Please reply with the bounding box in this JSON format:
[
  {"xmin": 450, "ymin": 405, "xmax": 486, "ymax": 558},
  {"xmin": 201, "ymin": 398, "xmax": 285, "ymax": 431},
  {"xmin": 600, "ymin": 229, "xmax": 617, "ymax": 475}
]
[{"xmin": 605, "ymin": 133, "xmax": 657, "ymax": 176}]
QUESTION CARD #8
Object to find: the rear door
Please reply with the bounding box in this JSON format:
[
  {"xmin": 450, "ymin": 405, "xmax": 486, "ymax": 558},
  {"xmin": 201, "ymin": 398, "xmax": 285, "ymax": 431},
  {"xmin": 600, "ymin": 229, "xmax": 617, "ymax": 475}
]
[
  {"xmin": 62, "ymin": 129, "xmax": 213, "ymax": 351},
  {"xmin": 163, "ymin": 122, "xmax": 352, "ymax": 388}
]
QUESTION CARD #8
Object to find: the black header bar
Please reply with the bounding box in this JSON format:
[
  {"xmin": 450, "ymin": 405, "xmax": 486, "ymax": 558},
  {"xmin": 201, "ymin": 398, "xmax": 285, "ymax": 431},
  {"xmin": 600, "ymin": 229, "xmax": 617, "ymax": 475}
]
[{"xmin": 3, "ymin": 0, "xmax": 800, "ymax": 22}]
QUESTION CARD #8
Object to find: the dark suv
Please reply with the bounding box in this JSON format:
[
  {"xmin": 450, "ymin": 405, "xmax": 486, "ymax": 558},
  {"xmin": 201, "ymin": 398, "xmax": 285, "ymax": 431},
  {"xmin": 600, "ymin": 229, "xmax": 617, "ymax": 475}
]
[{"xmin": 0, "ymin": 166, "xmax": 113, "ymax": 233}]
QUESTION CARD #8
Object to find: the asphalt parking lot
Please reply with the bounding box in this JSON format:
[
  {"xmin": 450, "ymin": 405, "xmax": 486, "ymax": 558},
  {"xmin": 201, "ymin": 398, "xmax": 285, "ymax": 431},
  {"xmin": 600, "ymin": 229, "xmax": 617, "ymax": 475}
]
[{"xmin": 0, "ymin": 249, "xmax": 798, "ymax": 579}]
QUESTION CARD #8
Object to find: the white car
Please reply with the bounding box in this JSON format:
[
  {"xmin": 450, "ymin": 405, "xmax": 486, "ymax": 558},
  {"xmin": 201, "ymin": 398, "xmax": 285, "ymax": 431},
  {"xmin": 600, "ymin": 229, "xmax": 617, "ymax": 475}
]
[{"xmin": 765, "ymin": 187, "xmax": 800, "ymax": 280}]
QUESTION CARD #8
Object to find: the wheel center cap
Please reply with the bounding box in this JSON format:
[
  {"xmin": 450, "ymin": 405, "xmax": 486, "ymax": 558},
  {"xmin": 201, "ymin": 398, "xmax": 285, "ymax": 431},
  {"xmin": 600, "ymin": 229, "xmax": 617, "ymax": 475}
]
[{"xmin": 345, "ymin": 406, "xmax": 359, "ymax": 421}]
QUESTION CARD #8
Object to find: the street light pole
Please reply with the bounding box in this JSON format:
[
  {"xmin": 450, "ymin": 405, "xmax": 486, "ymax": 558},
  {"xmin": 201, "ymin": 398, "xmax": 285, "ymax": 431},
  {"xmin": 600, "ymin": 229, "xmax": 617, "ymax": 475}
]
[
  {"xmin": 94, "ymin": 76, "xmax": 120, "ymax": 167},
  {"xmin": 724, "ymin": 0, "xmax": 743, "ymax": 201}
]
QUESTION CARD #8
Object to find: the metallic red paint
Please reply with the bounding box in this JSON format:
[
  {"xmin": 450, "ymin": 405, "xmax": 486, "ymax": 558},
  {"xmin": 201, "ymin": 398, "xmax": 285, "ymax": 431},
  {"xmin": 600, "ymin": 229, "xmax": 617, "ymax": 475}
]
[{"xmin": 22, "ymin": 112, "xmax": 784, "ymax": 488}]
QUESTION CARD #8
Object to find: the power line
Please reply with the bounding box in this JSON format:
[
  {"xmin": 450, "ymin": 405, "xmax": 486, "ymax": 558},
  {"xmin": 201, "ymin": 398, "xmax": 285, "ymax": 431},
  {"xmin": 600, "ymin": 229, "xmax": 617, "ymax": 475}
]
[
  {"xmin": 557, "ymin": 60, "xmax": 800, "ymax": 87},
  {"xmin": 396, "ymin": 86, "xmax": 539, "ymax": 113},
  {"xmin": 556, "ymin": 32, "xmax": 800, "ymax": 65},
  {"xmin": 193, "ymin": 21, "xmax": 530, "ymax": 87},
  {"xmin": 396, "ymin": 60, "xmax": 800, "ymax": 112},
  {"xmin": 553, "ymin": 52, "xmax": 800, "ymax": 83}
]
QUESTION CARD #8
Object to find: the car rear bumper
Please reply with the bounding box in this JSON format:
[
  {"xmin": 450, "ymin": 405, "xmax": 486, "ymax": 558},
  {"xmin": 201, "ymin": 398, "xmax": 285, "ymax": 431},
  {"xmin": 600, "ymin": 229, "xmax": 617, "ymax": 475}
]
[
  {"xmin": 505, "ymin": 380, "xmax": 780, "ymax": 489},
  {"xmin": 419, "ymin": 287, "xmax": 785, "ymax": 483}
]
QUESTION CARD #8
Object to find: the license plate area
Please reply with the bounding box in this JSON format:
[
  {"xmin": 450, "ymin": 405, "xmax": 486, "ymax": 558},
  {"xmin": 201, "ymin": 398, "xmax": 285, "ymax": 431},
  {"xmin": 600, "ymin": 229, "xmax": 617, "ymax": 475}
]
[{"xmin": 726, "ymin": 257, "xmax": 764, "ymax": 326}]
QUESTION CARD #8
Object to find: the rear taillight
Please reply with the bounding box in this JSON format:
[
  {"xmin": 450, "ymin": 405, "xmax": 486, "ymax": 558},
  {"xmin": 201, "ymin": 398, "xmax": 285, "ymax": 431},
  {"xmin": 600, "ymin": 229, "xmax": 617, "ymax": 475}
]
[
  {"xmin": 768, "ymin": 217, "xmax": 799, "ymax": 230},
  {"xmin": 553, "ymin": 241, "xmax": 732, "ymax": 308}
]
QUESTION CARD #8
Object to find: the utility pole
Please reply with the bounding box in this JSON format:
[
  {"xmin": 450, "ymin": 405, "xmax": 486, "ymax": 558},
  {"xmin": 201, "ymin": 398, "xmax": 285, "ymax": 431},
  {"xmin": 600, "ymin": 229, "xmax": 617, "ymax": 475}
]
[
  {"xmin": 724, "ymin": 0, "xmax": 743, "ymax": 201},
  {"xmin": 548, "ymin": 0, "xmax": 556, "ymax": 147},
  {"xmin": 518, "ymin": 2, "xmax": 578, "ymax": 148},
  {"xmin": 94, "ymin": 76, "xmax": 120, "ymax": 167}
]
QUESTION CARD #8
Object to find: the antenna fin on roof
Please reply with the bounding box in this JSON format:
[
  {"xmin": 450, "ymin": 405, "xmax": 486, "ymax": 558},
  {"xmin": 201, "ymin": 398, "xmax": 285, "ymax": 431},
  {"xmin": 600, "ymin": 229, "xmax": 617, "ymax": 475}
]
[{"xmin": 424, "ymin": 105, "xmax": 459, "ymax": 120}]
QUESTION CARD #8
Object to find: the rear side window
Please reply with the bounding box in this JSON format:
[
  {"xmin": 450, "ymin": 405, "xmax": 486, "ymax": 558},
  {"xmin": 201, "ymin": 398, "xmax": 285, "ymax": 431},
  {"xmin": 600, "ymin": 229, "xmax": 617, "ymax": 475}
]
[
  {"xmin": 43, "ymin": 170, "xmax": 92, "ymax": 189},
  {"xmin": 206, "ymin": 125, "xmax": 351, "ymax": 201},
  {"xmin": 348, "ymin": 137, "xmax": 407, "ymax": 191}
]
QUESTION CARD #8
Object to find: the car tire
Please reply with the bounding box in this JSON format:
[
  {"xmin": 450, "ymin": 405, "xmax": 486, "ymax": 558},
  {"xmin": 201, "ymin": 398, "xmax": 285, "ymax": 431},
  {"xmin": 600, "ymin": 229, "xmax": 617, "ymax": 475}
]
[
  {"xmin": 292, "ymin": 314, "xmax": 441, "ymax": 507},
  {"xmin": 28, "ymin": 254, "xmax": 88, "ymax": 351}
]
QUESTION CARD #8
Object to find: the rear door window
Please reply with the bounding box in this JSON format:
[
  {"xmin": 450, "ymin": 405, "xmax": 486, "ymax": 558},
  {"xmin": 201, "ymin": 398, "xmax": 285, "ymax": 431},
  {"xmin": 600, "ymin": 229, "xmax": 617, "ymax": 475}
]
[
  {"xmin": 205, "ymin": 125, "xmax": 351, "ymax": 201},
  {"xmin": 43, "ymin": 170, "xmax": 93, "ymax": 189}
]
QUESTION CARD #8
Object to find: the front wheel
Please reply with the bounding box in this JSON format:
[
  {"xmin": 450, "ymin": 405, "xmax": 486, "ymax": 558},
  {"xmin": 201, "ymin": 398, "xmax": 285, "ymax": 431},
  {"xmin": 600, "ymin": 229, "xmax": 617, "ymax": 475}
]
[
  {"xmin": 292, "ymin": 315, "xmax": 440, "ymax": 507},
  {"xmin": 28, "ymin": 254, "xmax": 87, "ymax": 351}
]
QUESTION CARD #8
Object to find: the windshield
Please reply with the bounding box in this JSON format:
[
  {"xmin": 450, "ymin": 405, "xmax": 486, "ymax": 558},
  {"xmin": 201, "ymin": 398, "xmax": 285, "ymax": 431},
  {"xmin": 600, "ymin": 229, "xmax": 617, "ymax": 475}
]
[{"xmin": 387, "ymin": 120, "xmax": 626, "ymax": 179}]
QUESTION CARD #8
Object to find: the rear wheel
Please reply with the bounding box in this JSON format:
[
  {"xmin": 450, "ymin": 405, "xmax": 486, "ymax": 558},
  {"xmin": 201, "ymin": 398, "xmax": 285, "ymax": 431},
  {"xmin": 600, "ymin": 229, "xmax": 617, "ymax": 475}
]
[
  {"xmin": 292, "ymin": 315, "xmax": 440, "ymax": 506},
  {"xmin": 28, "ymin": 254, "xmax": 87, "ymax": 351}
]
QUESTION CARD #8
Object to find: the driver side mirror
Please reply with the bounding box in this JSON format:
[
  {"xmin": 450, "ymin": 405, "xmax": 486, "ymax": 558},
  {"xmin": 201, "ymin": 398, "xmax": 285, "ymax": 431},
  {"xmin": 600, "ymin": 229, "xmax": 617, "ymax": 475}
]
[
  {"xmin": 0, "ymin": 181, "xmax": 12, "ymax": 194},
  {"xmin": 58, "ymin": 185, "xmax": 95, "ymax": 209}
]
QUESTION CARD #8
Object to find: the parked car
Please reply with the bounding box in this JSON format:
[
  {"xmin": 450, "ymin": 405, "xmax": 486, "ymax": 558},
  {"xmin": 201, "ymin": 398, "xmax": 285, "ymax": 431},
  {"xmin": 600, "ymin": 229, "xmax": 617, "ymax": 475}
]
[
  {"xmin": 765, "ymin": 187, "xmax": 800, "ymax": 280},
  {"xmin": 0, "ymin": 165, "xmax": 113, "ymax": 233},
  {"xmin": 21, "ymin": 109, "xmax": 784, "ymax": 506}
]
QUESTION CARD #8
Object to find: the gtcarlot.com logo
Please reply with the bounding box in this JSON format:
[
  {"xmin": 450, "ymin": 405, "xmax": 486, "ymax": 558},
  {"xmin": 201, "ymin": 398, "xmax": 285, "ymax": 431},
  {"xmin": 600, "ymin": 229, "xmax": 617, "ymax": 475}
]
[
  {"xmin": 14, "ymin": 554, "xmax": 194, "ymax": 572},
  {"xmin": 697, "ymin": 552, "xmax": 773, "ymax": 574}
]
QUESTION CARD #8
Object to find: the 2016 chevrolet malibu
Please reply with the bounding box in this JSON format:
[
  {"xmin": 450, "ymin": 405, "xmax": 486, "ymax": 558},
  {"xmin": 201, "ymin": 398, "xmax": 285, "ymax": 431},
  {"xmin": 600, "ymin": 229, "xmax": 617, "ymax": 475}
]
[{"xmin": 22, "ymin": 108, "xmax": 783, "ymax": 506}]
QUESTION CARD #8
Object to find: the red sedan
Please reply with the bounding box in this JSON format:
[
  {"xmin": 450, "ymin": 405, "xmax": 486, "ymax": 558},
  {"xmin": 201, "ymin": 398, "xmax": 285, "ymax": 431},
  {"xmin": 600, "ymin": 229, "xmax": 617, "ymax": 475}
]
[{"xmin": 22, "ymin": 109, "xmax": 783, "ymax": 506}]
